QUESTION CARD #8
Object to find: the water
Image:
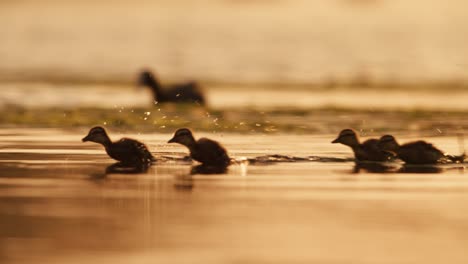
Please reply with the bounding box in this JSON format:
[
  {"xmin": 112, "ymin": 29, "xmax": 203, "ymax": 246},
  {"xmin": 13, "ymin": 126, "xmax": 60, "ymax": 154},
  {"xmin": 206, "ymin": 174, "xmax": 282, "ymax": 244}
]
[
  {"xmin": 2, "ymin": 1, "xmax": 468, "ymax": 262},
  {"xmin": 2, "ymin": 83, "xmax": 468, "ymax": 110},
  {"xmin": 2, "ymin": 129, "xmax": 468, "ymax": 263}
]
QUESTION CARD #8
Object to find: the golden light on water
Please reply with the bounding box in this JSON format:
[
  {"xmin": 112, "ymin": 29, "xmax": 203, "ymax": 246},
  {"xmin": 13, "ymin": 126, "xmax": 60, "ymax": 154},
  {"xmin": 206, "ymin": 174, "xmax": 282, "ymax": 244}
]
[{"xmin": 2, "ymin": 1, "xmax": 468, "ymax": 264}]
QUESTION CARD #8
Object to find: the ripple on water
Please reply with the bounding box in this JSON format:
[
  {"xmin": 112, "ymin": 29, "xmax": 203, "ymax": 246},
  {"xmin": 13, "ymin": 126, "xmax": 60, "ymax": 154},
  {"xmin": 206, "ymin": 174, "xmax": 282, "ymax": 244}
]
[{"xmin": 1, "ymin": 130, "xmax": 468, "ymax": 264}]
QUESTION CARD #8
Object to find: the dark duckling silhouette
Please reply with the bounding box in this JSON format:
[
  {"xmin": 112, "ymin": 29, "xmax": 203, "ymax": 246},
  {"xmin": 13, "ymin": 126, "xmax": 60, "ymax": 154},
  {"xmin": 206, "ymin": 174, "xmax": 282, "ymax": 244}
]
[
  {"xmin": 332, "ymin": 129, "xmax": 394, "ymax": 162},
  {"xmin": 82, "ymin": 126, "xmax": 155, "ymax": 167},
  {"xmin": 168, "ymin": 128, "xmax": 230, "ymax": 167},
  {"xmin": 138, "ymin": 70, "xmax": 206, "ymax": 105},
  {"xmin": 378, "ymin": 135, "xmax": 448, "ymax": 164}
]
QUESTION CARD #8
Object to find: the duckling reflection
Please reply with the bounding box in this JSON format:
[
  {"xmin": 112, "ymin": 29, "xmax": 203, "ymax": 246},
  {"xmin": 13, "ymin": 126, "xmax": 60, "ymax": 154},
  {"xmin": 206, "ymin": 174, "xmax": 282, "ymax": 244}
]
[
  {"xmin": 397, "ymin": 164, "xmax": 443, "ymax": 174},
  {"xmin": 190, "ymin": 164, "xmax": 229, "ymax": 175},
  {"xmin": 173, "ymin": 174, "xmax": 194, "ymax": 191},
  {"xmin": 138, "ymin": 69, "xmax": 206, "ymax": 105},
  {"xmin": 89, "ymin": 162, "xmax": 150, "ymax": 180},
  {"xmin": 332, "ymin": 129, "xmax": 394, "ymax": 162},
  {"xmin": 352, "ymin": 162, "xmax": 398, "ymax": 174},
  {"xmin": 105, "ymin": 162, "xmax": 150, "ymax": 174}
]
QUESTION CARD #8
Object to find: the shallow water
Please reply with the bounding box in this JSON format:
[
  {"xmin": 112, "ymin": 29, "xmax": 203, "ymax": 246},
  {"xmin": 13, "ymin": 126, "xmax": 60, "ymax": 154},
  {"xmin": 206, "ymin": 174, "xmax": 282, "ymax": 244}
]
[
  {"xmin": 2, "ymin": 83, "xmax": 468, "ymax": 110},
  {"xmin": 2, "ymin": 129, "xmax": 468, "ymax": 263}
]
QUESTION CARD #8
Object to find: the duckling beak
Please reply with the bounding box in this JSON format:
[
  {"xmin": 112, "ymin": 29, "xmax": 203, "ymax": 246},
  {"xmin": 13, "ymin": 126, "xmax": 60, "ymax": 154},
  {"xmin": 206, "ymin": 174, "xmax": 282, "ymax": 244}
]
[
  {"xmin": 331, "ymin": 137, "xmax": 340, "ymax": 144},
  {"xmin": 168, "ymin": 137, "xmax": 176, "ymax": 143},
  {"xmin": 82, "ymin": 135, "xmax": 91, "ymax": 142}
]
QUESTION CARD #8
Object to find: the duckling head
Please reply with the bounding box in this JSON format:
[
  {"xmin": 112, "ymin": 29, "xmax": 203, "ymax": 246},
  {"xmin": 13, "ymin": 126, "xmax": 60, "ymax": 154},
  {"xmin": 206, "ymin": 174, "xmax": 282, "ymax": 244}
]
[
  {"xmin": 138, "ymin": 69, "xmax": 159, "ymax": 88},
  {"xmin": 332, "ymin": 129, "xmax": 360, "ymax": 147},
  {"xmin": 82, "ymin": 126, "xmax": 111, "ymax": 146},
  {"xmin": 168, "ymin": 128, "xmax": 196, "ymax": 147},
  {"xmin": 378, "ymin": 134, "xmax": 400, "ymax": 152}
]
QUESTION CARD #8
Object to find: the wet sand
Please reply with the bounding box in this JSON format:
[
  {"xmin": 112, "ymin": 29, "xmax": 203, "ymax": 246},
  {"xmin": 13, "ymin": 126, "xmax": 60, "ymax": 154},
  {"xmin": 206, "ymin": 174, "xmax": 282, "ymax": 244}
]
[{"xmin": 1, "ymin": 129, "xmax": 468, "ymax": 264}]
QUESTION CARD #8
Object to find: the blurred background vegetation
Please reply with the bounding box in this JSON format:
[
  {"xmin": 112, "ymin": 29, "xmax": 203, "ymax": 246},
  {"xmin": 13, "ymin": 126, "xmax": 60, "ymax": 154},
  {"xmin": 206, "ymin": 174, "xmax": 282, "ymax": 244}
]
[{"xmin": 1, "ymin": 0, "xmax": 467, "ymax": 133}]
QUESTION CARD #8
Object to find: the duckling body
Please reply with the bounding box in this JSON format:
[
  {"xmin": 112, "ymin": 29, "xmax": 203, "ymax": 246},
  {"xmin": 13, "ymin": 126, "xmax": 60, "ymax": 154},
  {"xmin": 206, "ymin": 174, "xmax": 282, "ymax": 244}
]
[
  {"xmin": 168, "ymin": 128, "xmax": 230, "ymax": 167},
  {"xmin": 332, "ymin": 129, "xmax": 393, "ymax": 162},
  {"xmin": 190, "ymin": 138, "xmax": 230, "ymax": 166},
  {"xmin": 379, "ymin": 135, "xmax": 444, "ymax": 164},
  {"xmin": 398, "ymin": 141, "xmax": 445, "ymax": 164},
  {"xmin": 105, "ymin": 138, "xmax": 155, "ymax": 165},
  {"xmin": 138, "ymin": 70, "xmax": 205, "ymax": 105},
  {"xmin": 354, "ymin": 139, "xmax": 392, "ymax": 162},
  {"xmin": 83, "ymin": 126, "xmax": 155, "ymax": 167}
]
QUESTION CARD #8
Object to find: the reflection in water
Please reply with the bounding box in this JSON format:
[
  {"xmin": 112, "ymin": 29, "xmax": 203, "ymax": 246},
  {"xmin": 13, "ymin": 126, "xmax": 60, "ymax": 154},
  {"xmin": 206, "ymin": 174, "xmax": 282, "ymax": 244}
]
[
  {"xmin": 398, "ymin": 165, "xmax": 443, "ymax": 174},
  {"xmin": 173, "ymin": 175, "xmax": 194, "ymax": 191},
  {"xmin": 352, "ymin": 162, "xmax": 448, "ymax": 174},
  {"xmin": 90, "ymin": 162, "xmax": 150, "ymax": 180},
  {"xmin": 190, "ymin": 164, "xmax": 229, "ymax": 175},
  {"xmin": 352, "ymin": 162, "xmax": 398, "ymax": 174},
  {"xmin": 105, "ymin": 162, "xmax": 150, "ymax": 174},
  {"xmin": 2, "ymin": 133, "xmax": 468, "ymax": 264}
]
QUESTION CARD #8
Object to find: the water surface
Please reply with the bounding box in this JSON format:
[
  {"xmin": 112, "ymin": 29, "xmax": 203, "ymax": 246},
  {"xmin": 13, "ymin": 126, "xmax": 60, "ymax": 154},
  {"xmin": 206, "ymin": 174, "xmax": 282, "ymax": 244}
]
[{"xmin": 1, "ymin": 129, "xmax": 468, "ymax": 264}]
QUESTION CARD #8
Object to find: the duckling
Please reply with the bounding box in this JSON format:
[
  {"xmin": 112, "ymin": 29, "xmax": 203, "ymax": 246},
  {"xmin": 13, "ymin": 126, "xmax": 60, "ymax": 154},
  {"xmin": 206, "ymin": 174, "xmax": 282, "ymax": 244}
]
[
  {"xmin": 168, "ymin": 128, "xmax": 230, "ymax": 167},
  {"xmin": 378, "ymin": 135, "xmax": 446, "ymax": 164},
  {"xmin": 332, "ymin": 129, "xmax": 394, "ymax": 162},
  {"xmin": 138, "ymin": 70, "xmax": 206, "ymax": 105},
  {"xmin": 82, "ymin": 126, "xmax": 155, "ymax": 167}
]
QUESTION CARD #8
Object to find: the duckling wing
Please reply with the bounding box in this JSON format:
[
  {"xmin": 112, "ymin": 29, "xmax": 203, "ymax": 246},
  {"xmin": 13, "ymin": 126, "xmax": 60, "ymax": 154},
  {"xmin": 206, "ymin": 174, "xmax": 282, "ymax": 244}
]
[
  {"xmin": 399, "ymin": 141, "xmax": 444, "ymax": 164},
  {"xmin": 361, "ymin": 139, "xmax": 395, "ymax": 161},
  {"xmin": 110, "ymin": 138, "xmax": 155, "ymax": 164},
  {"xmin": 402, "ymin": 141, "xmax": 444, "ymax": 154},
  {"xmin": 194, "ymin": 138, "xmax": 230, "ymax": 166}
]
